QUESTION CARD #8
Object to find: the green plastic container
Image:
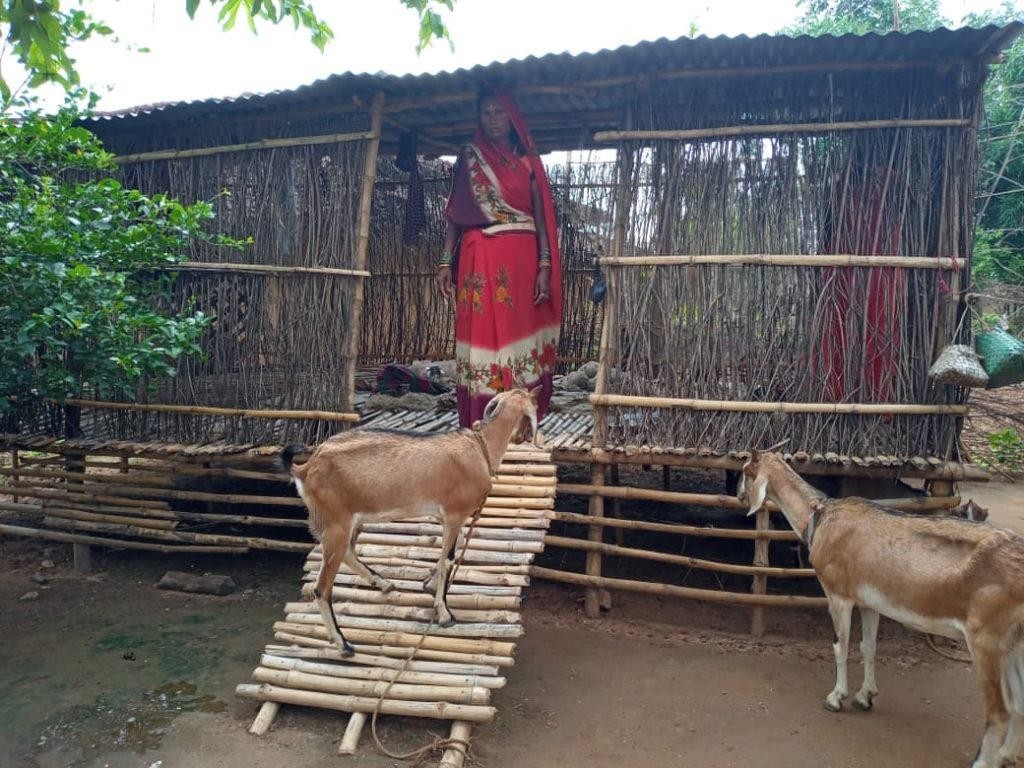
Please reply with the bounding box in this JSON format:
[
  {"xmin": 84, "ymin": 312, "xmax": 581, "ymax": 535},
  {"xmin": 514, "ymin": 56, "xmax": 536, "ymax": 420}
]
[{"xmin": 975, "ymin": 327, "xmax": 1024, "ymax": 388}]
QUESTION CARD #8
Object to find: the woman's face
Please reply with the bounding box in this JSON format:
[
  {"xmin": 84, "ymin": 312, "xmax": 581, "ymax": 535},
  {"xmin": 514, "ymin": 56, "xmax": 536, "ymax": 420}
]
[{"xmin": 479, "ymin": 96, "xmax": 511, "ymax": 144}]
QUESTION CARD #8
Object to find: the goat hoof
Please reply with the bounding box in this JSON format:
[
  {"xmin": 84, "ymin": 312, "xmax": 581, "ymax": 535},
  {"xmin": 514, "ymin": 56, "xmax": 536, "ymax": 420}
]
[
  {"xmin": 852, "ymin": 694, "xmax": 875, "ymax": 711},
  {"xmin": 437, "ymin": 613, "xmax": 456, "ymax": 628},
  {"xmin": 998, "ymin": 757, "xmax": 1017, "ymax": 768},
  {"xmin": 340, "ymin": 642, "xmax": 356, "ymax": 658},
  {"xmin": 378, "ymin": 580, "xmax": 396, "ymax": 594},
  {"xmin": 823, "ymin": 697, "xmax": 843, "ymax": 713}
]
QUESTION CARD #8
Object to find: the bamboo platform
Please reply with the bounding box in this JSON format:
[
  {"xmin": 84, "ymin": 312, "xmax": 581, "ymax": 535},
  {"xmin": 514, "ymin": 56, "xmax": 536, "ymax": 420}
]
[{"xmin": 235, "ymin": 444, "xmax": 555, "ymax": 767}]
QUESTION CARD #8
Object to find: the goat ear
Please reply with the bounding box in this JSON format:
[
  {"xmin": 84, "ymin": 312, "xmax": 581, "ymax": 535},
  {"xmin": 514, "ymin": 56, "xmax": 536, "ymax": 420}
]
[{"xmin": 745, "ymin": 475, "xmax": 768, "ymax": 517}]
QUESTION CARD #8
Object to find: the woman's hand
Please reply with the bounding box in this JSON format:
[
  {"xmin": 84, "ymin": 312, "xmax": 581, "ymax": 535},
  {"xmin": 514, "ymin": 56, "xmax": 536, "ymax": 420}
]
[
  {"xmin": 436, "ymin": 265, "xmax": 454, "ymax": 298},
  {"xmin": 533, "ymin": 265, "xmax": 552, "ymax": 305}
]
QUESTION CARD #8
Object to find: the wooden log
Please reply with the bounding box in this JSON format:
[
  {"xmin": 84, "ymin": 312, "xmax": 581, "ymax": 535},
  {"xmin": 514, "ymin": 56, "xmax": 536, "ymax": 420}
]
[
  {"xmin": 260, "ymin": 654, "xmax": 505, "ymax": 690},
  {"xmin": 439, "ymin": 721, "xmax": 473, "ymax": 768},
  {"xmin": 27, "ymin": 505, "xmax": 179, "ymax": 531},
  {"xmin": 358, "ymin": 523, "xmax": 547, "ymax": 541},
  {"xmin": 530, "ymin": 566, "xmax": 828, "ymax": 608},
  {"xmin": 588, "ymin": 394, "xmax": 969, "ymax": 415},
  {"xmin": 338, "ymin": 711, "xmax": 367, "ymax": 755},
  {"xmin": 0, "ymin": 522, "xmax": 247, "ymax": 554},
  {"xmin": 10, "ymin": 478, "xmax": 304, "ymax": 508},
  {"xmin": 594, "ymin": 118, "xmax": 970, "ymax": 143},
  {"xmin": 249, "ymin": 701, "xmax": 280, "ymax": 736},
  {"xmin": 751, "ymin": 507, "xmax": 771, "ymax": 637},
  {"xmin": 304, "ymin": 574, "xmax": 521, "ymax": 596},
  {"xmin": 302, "ymin": 563, "xmax": 529, "ymax": 588},
  {"xmin": 250, "ymin": 667, "xmax": 491, "ymax": 705},
  {"xmin": 552, "ymin": 509, "xmax": 798, "ymax": 541},
  {"xmin": 542, "ymin": 535, "xmax": 815, "ymax": 578},
  {"xmin": 272, "ymin": 621, "xmax": 516, "ymax": 658},
  {"xmin": 351, "ymin": 532, "xmax": 544, "ymax": 554},
  {"xmin": 487, "ymin": 483, "xmax": 555, "ymax": 497},
  {"xmin": 165, "ymin": 261, "xmax": 370, "ymax": 278},
  {"xmin": 281, "ymin": 612, "xmax": 523, "ymax": 640},
  {"xmin": 157, "ymin": 571, "xmax": 236, "ymax": 596},
  {"xmin": 285, "ymin": 598, "xmax": 520, "ymax": 624},
  {"xmin": 600, "ymin": 253, "xmax": 966, "ymax": 269},
  {"xmin": 28, "ymin": 496, "xmax": 306, "ymax": 529},
  {"xmin": 351, "ymin": 544, "xmax": 532, "ymax": 565},
  {"xmin": 62, "ymin": 397, "xmax": 359, "ymax": 422},
  {"xmin": 115, "ymin": 129, "xmax": 378, "ymax": 164},
  {"xmin": 482, "ymin": 497, "xmax": 553, "ymax": 509},
  {"xmin": 235, "ymin": 683, "xmax": 495, "ymax": 723},
  {"xmin": 263, "ymin": 645, "xmax": 501, "ymax": 677}
]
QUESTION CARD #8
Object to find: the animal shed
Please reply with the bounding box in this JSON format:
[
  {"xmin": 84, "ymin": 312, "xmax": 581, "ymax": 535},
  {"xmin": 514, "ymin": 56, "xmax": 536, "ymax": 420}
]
[{"xmin": 2, "ymin": 26, "xmax": 1021, "ymax": 629}]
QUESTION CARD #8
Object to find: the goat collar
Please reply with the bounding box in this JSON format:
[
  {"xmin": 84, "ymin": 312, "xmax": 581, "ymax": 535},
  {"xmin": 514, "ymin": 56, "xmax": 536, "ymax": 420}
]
[
  {"xmin": 467, "ymin": 426, "xmax": 496, "ymax": 477},
  {"xmin": 805, "ymin": 501, "xmax": 825, "ymax": 548}
]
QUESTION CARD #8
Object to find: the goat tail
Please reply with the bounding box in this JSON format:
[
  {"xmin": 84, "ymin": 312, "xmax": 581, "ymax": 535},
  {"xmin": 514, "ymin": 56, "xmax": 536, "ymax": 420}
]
[
  {"xmin": 1002, "ymin": 637, "xmax": 1024, "ymax": 715},
  {"xmin": 277, "ymin": 444, "xmax": 305, "ymax": 478}
]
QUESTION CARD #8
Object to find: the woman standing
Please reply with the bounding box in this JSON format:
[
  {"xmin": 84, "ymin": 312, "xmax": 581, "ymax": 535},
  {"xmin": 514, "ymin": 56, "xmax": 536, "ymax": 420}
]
[{"xmin": 437, "ymin": 86, "xmax": 562, "ymax": 427}]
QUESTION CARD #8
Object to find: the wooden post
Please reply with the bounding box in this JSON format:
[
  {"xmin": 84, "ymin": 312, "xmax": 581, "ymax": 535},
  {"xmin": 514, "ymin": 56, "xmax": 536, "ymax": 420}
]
[
  {"xmin": 249, "ymin": 701, "xmax": 281, "ymax": 735},
  {"xmin": 609, "ymin": 463, "xmax": 625, "ymax": 547},
  {"xmin": 10, "ymin": 449, "xmax": 19, "ymax": 504},
  {"xmin": 438, "ymin": 721, "xmax": 473, "ymax": 768},
  {"xmin": 343, "ymin": 92, "xmax": 385, "ymax": 411},
  {"xmin": 584, "ymin": 101, "xmax": 634, "ymax": 618},
  {"xmin": 750, "ymin": 507, "xmax": 770, "ymax": 637},
  {"xmin": 337, "ymin": 711, "xmax": 367, "ymax": 755}
]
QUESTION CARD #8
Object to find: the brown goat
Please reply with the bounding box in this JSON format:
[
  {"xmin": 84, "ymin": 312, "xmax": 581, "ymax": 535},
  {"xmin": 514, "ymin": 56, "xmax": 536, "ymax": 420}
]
[
  {"xmin": 279, "ymin": 388, "xmax": 540, "ymax": 657},
  {"xmin": 739, "ymin": 450, "xmax": 1024, "ymax": 768}
]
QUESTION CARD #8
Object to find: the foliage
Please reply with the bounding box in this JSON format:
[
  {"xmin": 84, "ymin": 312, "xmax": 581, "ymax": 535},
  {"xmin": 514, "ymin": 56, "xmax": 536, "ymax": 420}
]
[
  {"xmin": 786, "ymin": 0, "xmax": 946, "ymax": 35},
  {"xmin": 986, "ymin": 427, "xmax": 1024, "ymax": 472},
  {"xmin": 0, "ymin": 96, "xmax": 234, "ymax": 415},
  {"xmin": 0, "ymin": 0, "xmax": 456, "ymax": 105}
]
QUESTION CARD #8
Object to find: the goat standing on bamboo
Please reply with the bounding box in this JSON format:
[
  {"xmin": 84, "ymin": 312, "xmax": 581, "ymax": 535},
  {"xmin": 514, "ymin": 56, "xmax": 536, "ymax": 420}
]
[
  {"xmin": 739, "ymin": 449, "xmax": 1024, "ymax": 768},
  {"xmin": 279, "ymin": 388, "xmax": 540, "ymax": 657}
]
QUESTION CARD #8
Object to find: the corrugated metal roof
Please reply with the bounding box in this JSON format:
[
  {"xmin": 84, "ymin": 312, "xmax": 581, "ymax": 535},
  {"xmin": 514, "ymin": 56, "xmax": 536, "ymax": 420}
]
[
  {"xmin": 83, "ymin": 24, "xmax": 1023, "ymax": 153},
  {"xmin": 86, "ymin": 25, "xmax": 1021, "ymax": 120}
]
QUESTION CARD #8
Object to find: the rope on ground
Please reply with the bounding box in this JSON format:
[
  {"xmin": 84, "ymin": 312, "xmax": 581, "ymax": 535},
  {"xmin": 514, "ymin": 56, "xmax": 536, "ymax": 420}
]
[
  {"xmin": 926, "ymin": 633, "xmax": 973, "ymax": 663},
  {"xmin": 369, "ymin": 504, "xmax": 485, "ymax": 763}
]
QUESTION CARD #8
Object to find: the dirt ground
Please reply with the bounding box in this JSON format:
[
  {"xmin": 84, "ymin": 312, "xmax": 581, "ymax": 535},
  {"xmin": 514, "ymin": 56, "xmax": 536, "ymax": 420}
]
[{"xmin": 0, "ymin": 522, "xmax": 1016, "ymax": 768}]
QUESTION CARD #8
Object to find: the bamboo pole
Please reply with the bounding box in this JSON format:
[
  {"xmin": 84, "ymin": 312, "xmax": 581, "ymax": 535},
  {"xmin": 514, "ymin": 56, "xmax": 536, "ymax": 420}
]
[
  {"xmin": 115, "ymin": 129, "xmax": 378, "ymax": 164},
  {"xmin": 588, "ymin": 394, "xmax": 969, "ymax": 415},
  {"xmin": 10, "ymin": 449, "xmax": 19, "ymax": 504},
  {"xmin": 542, "ymin": 535, "xmax": 814, "ymax": 578},
  {"xmin": 338, "ymin": 711, "xmax": 367, "ymax": 755},
  {"xmin": 250, "ymin": 667, "xmax": 491, "ymax": 705},
  {"xmin": 0, "ymin": 522, "xmax": 247, "ymax": 553},
  {"xmin": 248, "ymin": 701, "xmax": 280, "ymax": 736},
  {"xmin": 594, "ymin": 118, "xmax": 970, "ymax": 143},
  {"xmin": 162, "ymin": 262, "xmax": 370, "ymax": 278},
  {"xmin": 530, "ymin": 566, "xmax": 828, "ymax": 608},
  {"xmin": 260, "ymin": 654, "xmax": 505, "ymax": 690},
  {"xmin": 750, "ymin": 508, "xmax": 771, "ymax": 637},
  {"xmin": 439, "ymin": 721, "xmax": 473, "ymax": 768},
  {"xmin": 11, "ymin": 479, "xmax": 305, "ymax": 508},
  {"xmin": 35, "ymin": 506, "xmax": 179, "ymax": 531},
  {"xmin": 556, "ymin": 483, "xmax": 961, "ymax": 512},
  {"xmin": 600, "ymin": 254, "xmax": 966, "ymax": 268},
  {"xmin": 552, "ymin": 509, "xmax": 798, "ymax": 541},
  {"xmin": 272, "ymin": 621, "xmax": 515, "ymax": 658},
  {"xmin": 60, "ymin": 398, "xmax": 359, "ymax": 422},
  {"xmin": 555, "ymin": 447, "xmax": 990, "ymax": 481},
  {"xmin": 42, "ymin": 516, "xmax": 309, "ymax": 552},
  {"xmin": 281, "ymin": 612, "xmax": 523, "ymax": 640},
  {"xmin": 264, "ymin": 644, "xmax": 502, "ymax": 677},
  {"xmin": 271, "ymin": 630, "xmax": 514, "ymax": 669},
  {"xmin": 344, "ymin": 92, "xmax": 385, "ymax": 409},
  {"xmin": 319, "ymin": 586, "xmax": 519, "ymax": 611},
  {"xmin": 235, "ymin": 683, "xmax": 496, "ymax": 722}
]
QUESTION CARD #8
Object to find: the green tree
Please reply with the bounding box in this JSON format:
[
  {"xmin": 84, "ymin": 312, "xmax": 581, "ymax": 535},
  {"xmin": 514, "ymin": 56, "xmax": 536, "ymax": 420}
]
[
  {"xmin": 0, "ymin": 97, "xmax": 231, "ymax": 428},
  {"xmin": 0, "ymin": 0, "xmax": 455, "ymax": 104},
  {"xmin": 786, "ymin": 0, "xmax": 947, "ymax": 35}
]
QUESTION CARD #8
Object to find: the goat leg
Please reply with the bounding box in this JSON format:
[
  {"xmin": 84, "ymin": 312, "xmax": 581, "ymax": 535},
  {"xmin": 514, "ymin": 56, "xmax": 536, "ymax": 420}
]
[
  {"xmin": 314, "ymin": 534, "xmax": 356, "ymax": 657},
  {"xmin": 431, "ymin": 520, "xmax": 460, "ymax": 627},
  {"xmin": 852, "ymin": 607, "xmax": 880, "ymax": 711},
  {"xmin": 824, "ymin": 597, "xmax": 853, "ymax": 712}
]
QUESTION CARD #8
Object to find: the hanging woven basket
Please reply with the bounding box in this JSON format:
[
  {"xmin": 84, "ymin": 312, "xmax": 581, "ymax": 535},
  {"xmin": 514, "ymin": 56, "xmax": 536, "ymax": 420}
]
[{"xmin": 928, "ymin": 344, "xmax": 989, "ymax": 388}]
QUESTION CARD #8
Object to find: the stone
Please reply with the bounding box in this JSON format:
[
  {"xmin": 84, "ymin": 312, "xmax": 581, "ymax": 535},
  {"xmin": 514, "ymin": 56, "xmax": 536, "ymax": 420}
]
[
  {"xmin": 31, "ymin": 573, "xmax": 49, "ymax": 585},
  {"xmin": 157, "ymin": 571, "xmax": 236, "ymax": 596},
  {"xmin": 19, "ymin": 591, "xmax": 39, "ymax": 602},
  {"xmin": 40, "ymin": 560, "xmax": 55, "ymax": 569}
]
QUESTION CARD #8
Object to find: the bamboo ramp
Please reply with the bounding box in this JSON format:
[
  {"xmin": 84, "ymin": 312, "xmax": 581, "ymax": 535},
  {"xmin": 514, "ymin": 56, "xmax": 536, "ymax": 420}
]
[{"xmin": 235, "ymin": 444, "xmax": 555, "ymax": 767}]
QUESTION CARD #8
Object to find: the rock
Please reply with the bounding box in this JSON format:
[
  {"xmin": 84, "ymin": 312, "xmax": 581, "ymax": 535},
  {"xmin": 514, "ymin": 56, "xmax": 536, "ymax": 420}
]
[
  {"xmin": 157, "ymin": 571, "xmax": 236, "ymax": 596},
  {"xmin": 40, "ymin": 560, "xmax": 55, "ymax": 569},
  {"xmin": 31, "ymin": 573, "xmax": 49, "ymax": 585},
  {"xmin": 19, "ymin": 591, "xmax": 39, "ymax": 602},
  {"xmin": 580, "ymin": 361, "xmax": 599, "ymax": 378}
]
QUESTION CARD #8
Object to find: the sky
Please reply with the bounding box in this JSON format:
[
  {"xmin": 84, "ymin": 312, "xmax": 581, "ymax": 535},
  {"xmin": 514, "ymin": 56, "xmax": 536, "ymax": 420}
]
[{"xmin": 6, "ymin": 0, "xmax": 1014, "ymax": 112}]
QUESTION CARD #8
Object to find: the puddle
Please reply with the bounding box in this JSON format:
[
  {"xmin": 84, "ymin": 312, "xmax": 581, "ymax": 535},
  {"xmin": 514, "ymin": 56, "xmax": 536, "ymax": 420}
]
[{"xmin": 31, "ymin": 681, "xmax": 226, "ymax": 765}]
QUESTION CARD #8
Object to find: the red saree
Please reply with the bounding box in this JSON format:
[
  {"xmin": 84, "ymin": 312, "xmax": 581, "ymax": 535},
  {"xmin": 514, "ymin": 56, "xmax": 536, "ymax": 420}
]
[{"xmin": 445, "ymin": 89, "xmax": 562, "ymax": 427}]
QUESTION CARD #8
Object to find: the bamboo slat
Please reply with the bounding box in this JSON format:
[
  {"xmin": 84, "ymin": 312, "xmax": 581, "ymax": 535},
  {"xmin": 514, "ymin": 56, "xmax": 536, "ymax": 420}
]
[
  {"xmin": 62, "ymin": 398, "xmax": 360, "ymax": 422},
  {"xmin": 600, "ymin": 254, "xmax": 966, "ymax": 268},
  {"xmin": 594, "ymin": 118, "xmax": 970, "ymax": 142},
  {"xmin": 589, "ymin": 394, "xmax": 969, "ymax": 415},
  {"xmin": 115, "ymin": 129, "xmax": 378, "ymax": 164},
  {"xmin": 165, "ymin": 262, "xmax": 370, "ymax": 278}
]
